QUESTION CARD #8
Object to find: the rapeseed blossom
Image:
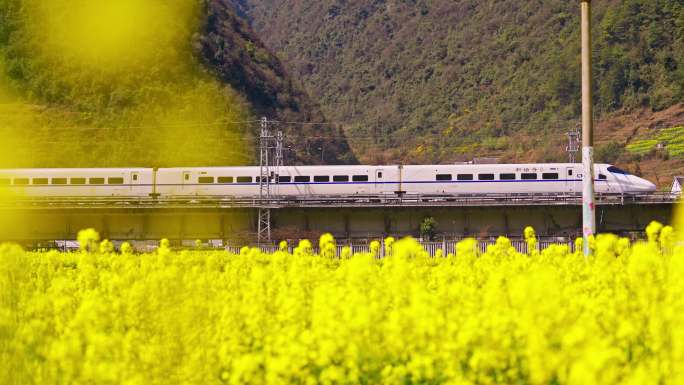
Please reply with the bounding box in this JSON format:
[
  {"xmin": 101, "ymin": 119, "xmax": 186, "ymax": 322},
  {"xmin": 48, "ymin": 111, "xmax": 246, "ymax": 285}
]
[
  {"xmin": 384, "ymin": 236, "xmax": 395, "ymax": 256},
  {"xmin": 77, "ymin": 227, "xmax": 100, "ymax": 252},
  {"xmin": 1, "ymin": 220, "xmax": 683, "ymax": 385}
]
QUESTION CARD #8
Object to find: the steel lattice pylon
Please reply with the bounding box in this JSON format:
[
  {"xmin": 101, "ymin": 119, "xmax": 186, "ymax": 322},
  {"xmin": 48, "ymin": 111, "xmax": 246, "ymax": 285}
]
[
  {"xmin": 257, "ymin": 117, "xmax": 283, "ymax": 245},
  {"xmin": 566, "ymin": 125, "xmax": 580, "ymax": 163}
]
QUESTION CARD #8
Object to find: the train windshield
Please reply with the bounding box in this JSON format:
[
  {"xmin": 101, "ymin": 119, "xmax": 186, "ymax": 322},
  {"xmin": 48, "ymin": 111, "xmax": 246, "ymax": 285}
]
[{"xmin": 607, "ymin": 166, "xmax": 630, "ymax": 175}]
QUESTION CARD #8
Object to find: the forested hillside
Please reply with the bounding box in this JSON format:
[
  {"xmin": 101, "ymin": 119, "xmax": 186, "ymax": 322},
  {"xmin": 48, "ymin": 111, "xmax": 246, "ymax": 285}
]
[
  {"xmin": 1, "ymin": 0, "xmax": 682, "ymax": 184},
  {"xmin": 0, "ymin": 0, "xmax": 353, "ymax": 167},
  {"xmin": 233, "ymin": 0, "xmax": 684, "ymax": 185}
]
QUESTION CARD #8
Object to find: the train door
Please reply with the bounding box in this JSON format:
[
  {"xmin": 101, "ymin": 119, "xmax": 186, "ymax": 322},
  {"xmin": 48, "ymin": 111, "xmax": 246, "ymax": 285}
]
[
  {"xmin": 374, "ymin": 169, "xmax": 385, "ymax": 194},
  {"xmin": 565, "ymin": 167, "xmax": 577, "ymax": 193},
  {"xmin": 182, "ymin": 171, "xmax": 192, "ymax": 195}
]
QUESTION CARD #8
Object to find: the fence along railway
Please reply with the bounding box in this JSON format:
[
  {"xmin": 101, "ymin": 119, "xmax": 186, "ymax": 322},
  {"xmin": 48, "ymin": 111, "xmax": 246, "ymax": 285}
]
[{"xmin": 225, "ymin": 238, "xmax": 590, "ymax": 258}]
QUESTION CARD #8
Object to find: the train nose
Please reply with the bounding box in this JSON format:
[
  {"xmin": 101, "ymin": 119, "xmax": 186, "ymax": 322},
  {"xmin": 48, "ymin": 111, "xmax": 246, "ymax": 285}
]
[{"xmin": 632, "ymin": 176, "xmax": 656, "ymax": 192}]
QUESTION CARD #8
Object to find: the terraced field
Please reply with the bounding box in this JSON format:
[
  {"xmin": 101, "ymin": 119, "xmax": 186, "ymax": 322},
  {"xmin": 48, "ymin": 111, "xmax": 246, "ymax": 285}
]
[{"xmin": 627, "ymin": 126, "xmax": 684, "ymax": 158}]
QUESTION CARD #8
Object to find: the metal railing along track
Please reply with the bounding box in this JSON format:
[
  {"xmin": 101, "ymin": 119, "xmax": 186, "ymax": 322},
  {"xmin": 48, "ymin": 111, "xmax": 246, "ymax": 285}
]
[{"xmin": 0, "ymin": 192, "xmax": 677, "ymax": 210}]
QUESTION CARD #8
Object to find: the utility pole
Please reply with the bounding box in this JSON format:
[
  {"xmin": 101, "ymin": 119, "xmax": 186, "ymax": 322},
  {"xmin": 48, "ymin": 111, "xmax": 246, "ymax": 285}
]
[
  {"xmin": 566, "ymin": 125, "xmax": 580, "ymax": 163},
  {"xmin": 275, "ymin": 130, "xmax": 284, "ymax": 176},
  {"xmin": 258, "ymin": 117, "xmax": 271, "ymax": 200},
  {"xmin": 581, "ymin": 0, "xmax": 596, "ymax": 257}
]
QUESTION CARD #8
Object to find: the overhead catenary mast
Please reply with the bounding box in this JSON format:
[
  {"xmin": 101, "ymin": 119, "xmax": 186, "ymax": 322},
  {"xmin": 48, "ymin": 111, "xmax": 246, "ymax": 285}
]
[
  {"xmin": 580, "ymin": 0, "xmax": 596, "ymax": 257},
  {"xmin": 257, "ymin": 117, "xmax": 284, "ymax": 245}
]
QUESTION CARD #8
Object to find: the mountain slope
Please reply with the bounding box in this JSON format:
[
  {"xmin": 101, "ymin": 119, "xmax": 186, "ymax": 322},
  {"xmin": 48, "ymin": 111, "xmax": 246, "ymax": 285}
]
[
  {"xmin": 199, "ymin": 0, "xmax": 354, "ymax": 164},
  {"xmin": 232, "ymin": 0, "xmax": 684, "ymax": 179},
  {"xmin": 0, "ymin": 0, "xmax": 353, "ymax": 167}
]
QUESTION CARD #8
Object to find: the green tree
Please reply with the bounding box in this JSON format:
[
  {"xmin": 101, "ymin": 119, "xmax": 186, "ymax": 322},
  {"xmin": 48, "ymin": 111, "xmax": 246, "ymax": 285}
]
[{"xmin": 420, "ymin": 217, "xmax": 438, "ymax": 241}]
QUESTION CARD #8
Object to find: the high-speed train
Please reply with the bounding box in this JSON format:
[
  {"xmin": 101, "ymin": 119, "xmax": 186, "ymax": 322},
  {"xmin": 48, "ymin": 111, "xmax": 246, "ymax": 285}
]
[{"xmin": 0, "ymin": 163, "xmax": 656, "ymax": 198}]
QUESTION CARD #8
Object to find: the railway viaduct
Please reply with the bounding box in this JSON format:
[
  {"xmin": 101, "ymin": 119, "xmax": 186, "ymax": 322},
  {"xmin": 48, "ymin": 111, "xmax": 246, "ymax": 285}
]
[{"xmin": 0, "ymin": 193, "xmax": 677, "ymax": 247}]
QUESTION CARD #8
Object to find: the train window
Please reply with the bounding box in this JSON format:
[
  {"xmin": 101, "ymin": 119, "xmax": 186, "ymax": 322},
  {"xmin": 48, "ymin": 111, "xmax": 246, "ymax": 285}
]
[
  {"xmin": 568, "ymin": 169, "xmax": 573, "ymax": 176},
  {"xmin": 236, "ymin": 176, "xmax": 252, "ymax": 183},
  {"xmin": 278, "ymin": 176, "xmax": 291, "ymax": 183},
  {"xmin": 521, "ymin": 173, "xmax": 537, "ymax": 180},
  {"xmin": 256, "ymin": 176, "xmax": 276, "ymax": 183},
  {"xmin": 108, "ymin": 177, "xmax": 124, "ymax": 185},
  {"xmin": 70, "ymin": 178, "xmax": 86, "ymax": 185},
  {"xmin": 333, "ymin": 175, "xmax": 349, "ymax": 182},
  {"xmin": 0, "ymin": 178, "xmax": 10, "ymax": 185},
  {"xmin": 457, "ymin": 174, "xmax": 473, "ymax": 181},
  {"xmin": 314, "ymin": 175, "xmax": 330, "ymax": 182},
  {"xmin": 542, "ymin": 173, "xmax": 559, "ymax": 180},
  {"xmin": 132, "ymin": 174, "xmax": 138, "ymax": 181},
  {"xmin": 89, "ymin": 178, "xmax": 105, "ymax": 185},
  {"xmin": 51, "ymin": 178, "xmax": 67, "ymax": 185},
  {"xmin": 377, "ymin": 171, "xmax": 383, "ymax": 178},
  {"xmin": 13, "ymin": 178, "xmax": 29, "ymax": 185},
  {"xmin": 32, "ymin": 178, "xmax": 48, "ymax": 185},
  {"xmin": 198, "ymin": 176, "xmax": 214, "ymax": 184},
  {"xmin": 436, "ymin": 174, "xmax": 452, "ymax": 181},
  {"xmin": 294, "ymin": 176, "xmax": 310, "ymax": 183},
  {"xmin": 352, "ymin": 175, "xmax": 369, "ymax": 182},
  {"xmin": 478, "ymin": 174, "xmax": 495, "ymax": 181},
  {"xmin": 184, "ymin": 174, "xmax": 190, "ymax": 181},
  {"xmin": 598, "ymin": 174, "xmax": 608, "ymax": 180},
  {"xmin": 500, "ymin": 173, "xmax": 516, "ymax": 180},
  {"xmin": 218, "ymin": 176, "xmax": 234, "ymax": 183},
  {"xmin": 607, "ymin": 166, "xmax": 629, "ymax": 175}
]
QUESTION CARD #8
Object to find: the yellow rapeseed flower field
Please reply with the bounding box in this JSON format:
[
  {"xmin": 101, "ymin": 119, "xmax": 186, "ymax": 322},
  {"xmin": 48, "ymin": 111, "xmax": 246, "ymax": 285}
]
[{"xmin": 1, "ymin": 220, "xmax": 683, "ymax": 385}]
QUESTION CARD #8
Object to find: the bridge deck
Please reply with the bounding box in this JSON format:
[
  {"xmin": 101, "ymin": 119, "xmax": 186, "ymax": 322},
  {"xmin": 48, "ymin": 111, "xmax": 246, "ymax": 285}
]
[{"xmin": 0, "ymin": 192, "xmax": 677, "ymax": 210}]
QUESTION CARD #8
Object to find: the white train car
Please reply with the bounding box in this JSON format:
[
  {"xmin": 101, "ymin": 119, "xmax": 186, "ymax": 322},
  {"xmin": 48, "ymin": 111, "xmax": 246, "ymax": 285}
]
[
  {"xmin": 398, "ymin": 163, "xmax": 654, "ymax": 195},
  {"xmin": 0, "ymin": 168, "xmax": 154, "ymax": 197},
  {"xmin": 0, "ymin": 163, "xmax": 655, "ymax": 198},
  {"xmin": 275, "ymin": 165, "xmax": 400, "ymax": 196},
  {"xmin": 155, "ymin": 163, "xmax": 655, "ymax": 197},
  {"xmin": 154, "ymin": 167, "xmax": 258, "ymax": 197},
  {"xmin": 154, "ymin": 165, "xmax": 400, "ymax": 197}
]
